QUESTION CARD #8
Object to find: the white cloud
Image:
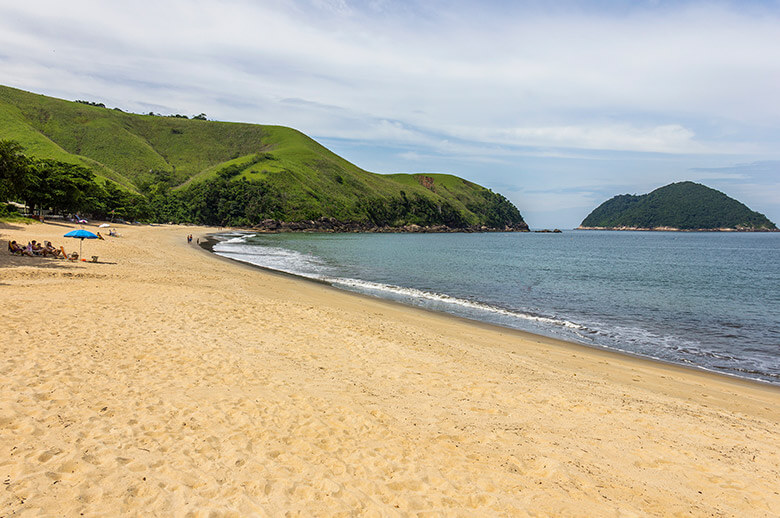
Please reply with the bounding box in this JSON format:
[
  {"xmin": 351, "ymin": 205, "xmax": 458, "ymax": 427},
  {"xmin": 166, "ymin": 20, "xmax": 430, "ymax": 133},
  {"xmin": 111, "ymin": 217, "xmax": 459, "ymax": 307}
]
[
  {"xmin": 689, "ymin": 172, "xmax": 750, "ymax": 181},
  {"xmin": 446, "ymin": 123, "xmax": 704, "ymax": 154},
  {"xmin": 2, "ymin": 0, "xmax": 780, "ymax": 226},
  {"xmin": 3, "ymin": 2, "xmax": 779, "ymax": 149},
  {"xmin": 723, "ymin": 182, "xmax": 780, "ymax": 210}
]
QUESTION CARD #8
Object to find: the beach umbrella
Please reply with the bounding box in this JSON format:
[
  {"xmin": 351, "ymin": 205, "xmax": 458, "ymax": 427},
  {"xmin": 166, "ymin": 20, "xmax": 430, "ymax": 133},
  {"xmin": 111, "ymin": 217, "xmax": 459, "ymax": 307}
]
[{"xmin": 64, "ymin": 229, "xmax": 98, "ymax": 258}]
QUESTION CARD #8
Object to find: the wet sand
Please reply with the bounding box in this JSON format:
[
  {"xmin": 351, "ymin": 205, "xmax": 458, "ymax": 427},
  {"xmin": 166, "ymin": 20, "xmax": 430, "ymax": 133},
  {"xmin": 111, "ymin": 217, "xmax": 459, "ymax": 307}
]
[{"xmin": 2, "ymin": 221, "xmax": 779, "ymax": 516}]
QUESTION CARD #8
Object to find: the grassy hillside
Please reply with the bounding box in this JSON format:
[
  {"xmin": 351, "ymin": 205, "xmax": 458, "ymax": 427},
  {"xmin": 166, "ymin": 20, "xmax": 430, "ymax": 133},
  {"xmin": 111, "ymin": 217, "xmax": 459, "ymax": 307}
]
[
  {"xmin": 0, "ymin": 85, "xmax": 269, "ymax": 188},
  {"xmin": 0, "ymin": 85, "xmax": 526, "ymax": 228},
  {"xmin": 580, "ymin": 181, "xmax": 777, "ymax": 230}
]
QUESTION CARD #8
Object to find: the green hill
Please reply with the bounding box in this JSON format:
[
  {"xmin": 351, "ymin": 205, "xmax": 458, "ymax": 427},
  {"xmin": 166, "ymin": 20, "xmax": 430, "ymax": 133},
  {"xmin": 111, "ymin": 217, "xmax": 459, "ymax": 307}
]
[
  {"xmin": 0, "ymin": 85, "xmax": 527, "ymax": 229},
  {"xmin": 579, "ymin": 182, "xmax": 776, "ymax": 231}
]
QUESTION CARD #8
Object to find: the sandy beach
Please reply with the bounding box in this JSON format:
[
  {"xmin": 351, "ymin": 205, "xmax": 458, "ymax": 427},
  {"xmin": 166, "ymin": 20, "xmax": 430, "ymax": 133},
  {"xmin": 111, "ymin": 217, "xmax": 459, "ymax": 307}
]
[{"xmin": 1, "ymin": 221, "xmax": 778, "ymax": 516}]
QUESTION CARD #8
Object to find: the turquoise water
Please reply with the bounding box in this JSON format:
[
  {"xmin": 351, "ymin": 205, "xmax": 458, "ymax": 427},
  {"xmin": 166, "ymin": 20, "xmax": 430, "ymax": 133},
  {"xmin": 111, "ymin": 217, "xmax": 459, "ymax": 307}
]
[{"xmin": 213, "ymin": 231, "xmax": 780, "ymax": 384}]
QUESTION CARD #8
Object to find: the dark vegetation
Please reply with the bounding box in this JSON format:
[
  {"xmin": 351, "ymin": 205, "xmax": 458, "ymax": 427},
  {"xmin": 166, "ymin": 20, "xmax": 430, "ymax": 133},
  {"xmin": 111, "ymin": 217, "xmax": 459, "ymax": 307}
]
[
  {"xmin": 75, "ymin": 100, "xmax": 106, "ymax": 108},
  {"xmin": 581, "ymin": 181, "xmax": 777, "ymax": 230},
  {"xmin": 1, "ymin": 139, "xmax": 526, "ymax": 228},
  {"xmin": 0, "ymin": 139, "xmax": 144, "ymax": 220},
  {"xmin": 76, "ymin": 98, "xmax": 199, "ymax": 120}
]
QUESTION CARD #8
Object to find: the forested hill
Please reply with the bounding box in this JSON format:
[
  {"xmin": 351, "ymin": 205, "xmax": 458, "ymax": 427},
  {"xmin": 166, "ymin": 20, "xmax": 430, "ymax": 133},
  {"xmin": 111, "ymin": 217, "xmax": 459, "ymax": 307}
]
[
  {"xmin": 0, "ymin": 85, "xmax": 527, "ymax": 230},
  {"xmin": 579, "ymin": 182, "xmax": 777, "ymax": 231}
]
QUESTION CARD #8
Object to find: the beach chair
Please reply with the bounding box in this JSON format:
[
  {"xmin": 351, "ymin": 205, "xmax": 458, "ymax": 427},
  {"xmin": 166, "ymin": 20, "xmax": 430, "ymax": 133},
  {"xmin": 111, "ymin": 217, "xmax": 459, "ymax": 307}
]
[{"xmin": 61, "ymin": 246, "xmax": 78, "ymax": 261}]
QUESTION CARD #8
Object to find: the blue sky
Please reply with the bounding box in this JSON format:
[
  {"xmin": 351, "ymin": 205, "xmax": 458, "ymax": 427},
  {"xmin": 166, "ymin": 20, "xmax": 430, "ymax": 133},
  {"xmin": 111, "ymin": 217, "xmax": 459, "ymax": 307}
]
[{"xmin": 1, "ymin": 0, "xmax": 779, "ymax": 228}]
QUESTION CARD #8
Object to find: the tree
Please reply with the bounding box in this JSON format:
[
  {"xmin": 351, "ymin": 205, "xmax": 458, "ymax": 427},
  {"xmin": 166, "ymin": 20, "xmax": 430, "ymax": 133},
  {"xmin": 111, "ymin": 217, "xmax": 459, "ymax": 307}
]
[
  {"xmin": 0, "ymin": 139, "xmax": 32, "ymax": 202},
  {"xmin": 46, "ymin": 161, "xmax": 101, "ymax": 214},
  {"xmin": 17, "ymin": 159, "xmax": 102, "ymax": 217}
]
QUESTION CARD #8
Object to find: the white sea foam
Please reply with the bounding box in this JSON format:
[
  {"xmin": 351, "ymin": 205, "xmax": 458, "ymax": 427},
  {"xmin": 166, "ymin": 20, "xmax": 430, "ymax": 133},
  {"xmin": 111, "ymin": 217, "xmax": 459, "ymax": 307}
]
[
  {"xmin": 221, "ymin": 235, "xmax": 248, "ymax": 244},
  {"xmin": 214, "ymin": 237, "xmax": 588, "ymax": 333},
  {"xmin": 214, "ymin": 237, "xmax": 733, "ymax": 356},
  {"xmin": 327, "ymin": 276, "xmax": 587, "ymax": 331},
  {"xmin": 213, "ymin": 240, "xmax": 332, "ymax": 278}
]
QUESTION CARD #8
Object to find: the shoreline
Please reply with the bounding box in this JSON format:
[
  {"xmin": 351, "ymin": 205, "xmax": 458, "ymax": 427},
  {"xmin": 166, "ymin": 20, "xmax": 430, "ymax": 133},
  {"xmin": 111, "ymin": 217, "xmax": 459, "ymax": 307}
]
[
  {"xmin": 195, "ymin": 228, "xmax": 779, "ymax": 412},
  {"xmin": 2, "ymin": 221, "xmax": 779, "ymax": 515},
  {"xmin": 201, "ymin": 230, "xmax": 779, "ymax": 390}
]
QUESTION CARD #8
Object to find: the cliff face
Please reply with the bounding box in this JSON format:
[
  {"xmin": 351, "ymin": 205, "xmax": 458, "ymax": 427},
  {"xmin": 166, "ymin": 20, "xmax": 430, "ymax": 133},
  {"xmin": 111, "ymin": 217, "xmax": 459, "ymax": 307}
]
[{"xmin": 579, "ymin": 182, "xmax": 777, "ymax": 231}]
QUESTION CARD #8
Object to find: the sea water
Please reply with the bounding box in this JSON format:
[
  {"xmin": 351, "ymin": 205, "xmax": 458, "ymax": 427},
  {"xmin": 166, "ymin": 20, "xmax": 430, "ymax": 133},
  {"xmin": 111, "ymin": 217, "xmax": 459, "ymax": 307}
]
[{"xmin": 212, "ymin": 231, "xmax": 780, "ymax": 385}]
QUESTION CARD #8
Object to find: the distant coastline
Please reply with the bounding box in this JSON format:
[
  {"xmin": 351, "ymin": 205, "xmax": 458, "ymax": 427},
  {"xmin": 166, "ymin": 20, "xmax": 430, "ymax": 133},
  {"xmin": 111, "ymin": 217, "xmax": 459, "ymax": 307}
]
[
  {"xmin": 577, "ymin": 225, "xmax": 779, "ymax": 232},
  {"xmin": 245, "ymin": 218, "xmax": 530, "ymax": 233}
]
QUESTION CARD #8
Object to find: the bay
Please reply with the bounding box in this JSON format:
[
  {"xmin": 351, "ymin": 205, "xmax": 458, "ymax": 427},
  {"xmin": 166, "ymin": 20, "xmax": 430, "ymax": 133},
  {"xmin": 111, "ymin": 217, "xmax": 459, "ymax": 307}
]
[{"xmin": 213, "ymin": 230, "xmax": 780, "ymax": 385}]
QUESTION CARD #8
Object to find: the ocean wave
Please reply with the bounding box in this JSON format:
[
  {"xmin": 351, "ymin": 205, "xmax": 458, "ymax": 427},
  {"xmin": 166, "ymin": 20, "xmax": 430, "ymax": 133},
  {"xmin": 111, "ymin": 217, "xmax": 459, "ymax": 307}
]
[
  {"xmin": 215, "ymin": 237, "xmax": 710, "ymax": 358},
  {"xmin": 213, "ymin": 239, "xmax": 332, "ymax": 277},
  {"xmin": 325, "ymin": 277, "xmax": 588, "ymax": 331},
  {"xmin": 214, "ymin": 237, "xmax": 589, "ymax": 333},
  {"xmin": 222, "ymin": 236, "xmax": 248, "ymax": 244},
  {"xmin": 214, "ymin": 232, "xmax": 251, "ymax": 245}
]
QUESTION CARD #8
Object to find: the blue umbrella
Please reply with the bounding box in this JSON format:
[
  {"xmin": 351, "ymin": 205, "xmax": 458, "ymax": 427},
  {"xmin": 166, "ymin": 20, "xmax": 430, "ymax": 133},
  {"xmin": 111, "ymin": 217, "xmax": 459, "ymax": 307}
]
[{"xmin": 64, "ymin": 229, "xmax": 99, "ymax": 258}]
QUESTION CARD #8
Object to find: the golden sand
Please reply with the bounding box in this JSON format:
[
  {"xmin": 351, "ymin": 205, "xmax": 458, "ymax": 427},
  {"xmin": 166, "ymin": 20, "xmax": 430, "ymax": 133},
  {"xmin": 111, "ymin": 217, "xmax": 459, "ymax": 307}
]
[{"xmin": 1, "ymin": 221, "xmax": 778, "ymax": 516}]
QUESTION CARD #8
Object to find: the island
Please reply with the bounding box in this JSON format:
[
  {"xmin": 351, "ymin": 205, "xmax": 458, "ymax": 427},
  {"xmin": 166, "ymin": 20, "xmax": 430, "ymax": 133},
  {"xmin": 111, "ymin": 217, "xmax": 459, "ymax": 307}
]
[{"xmin": 578, "ymin": 181, "xmax": 777, "ymax": 231}]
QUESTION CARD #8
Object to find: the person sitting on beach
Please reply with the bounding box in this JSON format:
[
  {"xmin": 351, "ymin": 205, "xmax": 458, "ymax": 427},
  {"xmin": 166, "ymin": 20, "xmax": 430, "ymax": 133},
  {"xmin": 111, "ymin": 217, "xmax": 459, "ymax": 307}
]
[
  {"xmin": 30, "ymin": 240, "xmax": 44, "ymax": 256},
  {"xmin": 43, "ymin": 241, "xmax": 60, "ymax": 257},
  {"xmin": 8, "ymin": 241, "xmax": 23, "ymax": 255},
  {"xmin": 108, "ymin": 229, "xmax": 116, "ymax": 237}
]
